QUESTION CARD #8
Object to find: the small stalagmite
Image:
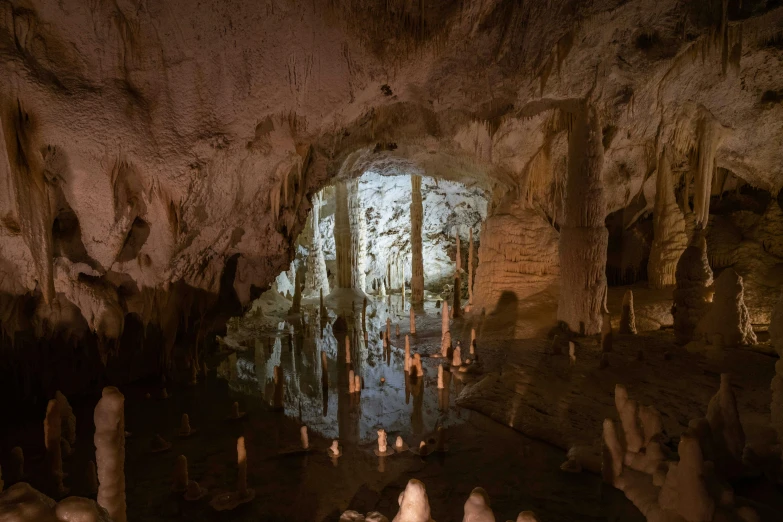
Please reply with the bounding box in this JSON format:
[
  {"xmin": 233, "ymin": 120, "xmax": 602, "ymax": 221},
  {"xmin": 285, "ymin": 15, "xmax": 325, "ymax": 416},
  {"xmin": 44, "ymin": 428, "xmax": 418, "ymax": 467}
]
[
  {"xmin": 184, "ymin": 480, "xmax": 208, "ymax": 501},
  {"xmin": 9, "ymin": 447, "xmax": 23, "ymax": 482},
  {"xmin": 150, "ymin": 434, "xmax": 172, "ymax": 453},
  {"xmin": 511, "ymin": 512, "xmax": 540, "ymax": 522},
  {"xmin": 452, "ymin": 343, "xmax": 462, "ymax": 367},
  {"xmin": 94, "ymin": 386, "xmax": 126, "ymax": 522},
  {"xmin": 410, "ymin": 308, "xmax": 416, "ymax": 334},
  {"xmin": 395, "ymin": 436, "xmax": 409, "ymax": 452},
  {"xmin": 462, "ymin": 487, "xmax": 494, "ymax": 522},
  {"xmin": 440, "ymin": 331, "xmax": 452, "ymax": 358},
  {"xmin": 619, "ymin": 290, "xmax": 637, "ymax": 334},
  {"xmin": 696, "ymin": 268, "xmax": 756, "ymax": 347},
  {"xmin": 601, "ymin": 312, "xmax": 612, "ymax": 353},
  {"xmin": 441, "ymin": 301, "xmax": 450, "ymax": 338},
  {"xmin": 375, "ymin": 429, "xmax": 394, "ymax": 457},
  {"xmin": 404, "ymin": 335, "xmax": 411, "ymax": 373},
  {"xmin": 437, "ymin": 365, "xmax": 445, "ymax": 389},
  {"xmin": 300, "ymin": 426, "xmax": 309, "ymax": 450},
  {"xmin": 44, "ymin": 399, "xmax": 66, "ymax": 494},
  {"xmin": 236, "ymin": 437, "xmax": 250, "ymax": 497},
  {"xmin": 392, "ymin": 479, "xmax": 433, "ymax": 522},
  {"xmin": 172, "ymin": 455, "xmax": 188, "ymax": 493},
  {"xmin": 55, "ymin": 391, "xmax": 76, "ymax": 450},
  {"xmin": 601, "ymin": 419, "xmax": 624, "ymax": 485},
  {"xmin": 211, "ymin": 436, "xmax": 256, "ymax": 510},
  {"xmin": 568, "ymin": 341, "xmax": 576, "ymax": 366},
  {"xmin": 179, "ymin": 414, "xmax": 195, "ymax": 437},
  {"xmin": 328, "ymin": 440, "xmax": 342, "ymax": 458}
]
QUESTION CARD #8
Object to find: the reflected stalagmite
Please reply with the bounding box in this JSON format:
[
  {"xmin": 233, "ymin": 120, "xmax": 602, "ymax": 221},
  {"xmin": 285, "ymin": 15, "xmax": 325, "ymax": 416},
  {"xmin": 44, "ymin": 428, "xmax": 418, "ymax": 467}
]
[
  {"xmin": 404, "ymin": 335, "xmax": 411, "ymax": 372},
  {"xmin": 410, "ymin": 307, "xmax": 416, "ymax": 334},
  {"xmin": 94, "ymin": 387, "xmax": 125, "ymax": 522},
  {"xmin": 437, "ymin": 365, "xmax": 444, "ymax": 389}
]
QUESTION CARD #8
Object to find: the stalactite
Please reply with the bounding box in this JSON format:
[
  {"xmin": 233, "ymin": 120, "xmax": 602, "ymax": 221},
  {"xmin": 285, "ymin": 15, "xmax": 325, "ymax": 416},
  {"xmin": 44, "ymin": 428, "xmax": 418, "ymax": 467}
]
[
  {"xmin": 347, "ymin": 179, "xmax": 366, "ymax": 292},
  {"xmin": 693, "ymin": 116, "xmax": 724, "ymax": 227},
  {"xmin": 410, "ymin": 175, "xmax": 424, "ymax": 304},
  {"xmin": 648, "ymin": 146, "xmax": 688, "ymax": 288},
  {"xmin": 303, "ymin": 191, "xmax": 329, "ymax": 297},
  {"xmin": 453, "ymin": 227, "xmax": 462, "ymax": 318},
  {"xmin": 557, "ymin": 103, "xmax": 608, "ymax": 335},
  {"xmin": 334, "ymin": 181, "xmax": 354, "ymax": 289},
  {"xmin": 468, "ymin": 228, "xmax": 474, "ymax": 305}
]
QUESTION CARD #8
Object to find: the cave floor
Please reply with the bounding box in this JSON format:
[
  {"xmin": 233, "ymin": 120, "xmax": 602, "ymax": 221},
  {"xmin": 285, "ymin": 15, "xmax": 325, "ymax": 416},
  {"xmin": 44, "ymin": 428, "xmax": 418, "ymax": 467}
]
[{"xmin": 4, "ymin": 291, "xmax": 781, "ymax": 521}]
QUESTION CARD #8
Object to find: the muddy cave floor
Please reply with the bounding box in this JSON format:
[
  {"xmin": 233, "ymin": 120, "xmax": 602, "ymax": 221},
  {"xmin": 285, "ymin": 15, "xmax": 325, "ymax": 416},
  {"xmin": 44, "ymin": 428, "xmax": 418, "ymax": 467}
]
[{"xmin": 4, "ymin": 289, "xmax": 783, "ymax": 521}]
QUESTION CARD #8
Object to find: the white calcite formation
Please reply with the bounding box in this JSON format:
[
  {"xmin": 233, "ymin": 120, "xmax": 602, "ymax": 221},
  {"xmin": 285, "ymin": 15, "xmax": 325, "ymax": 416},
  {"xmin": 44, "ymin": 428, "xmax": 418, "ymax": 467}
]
[
  {"xmin": 392, "ymin": 479, "xmax": 433, "ymax": 522},
  {"xmin": 602, "ymin": 382, "xmax": 755, "ymax": 522},
  {"xmin": 648, "ymin": 147, "xmax": 688, "ymax": 289},
  {"xmin": 696, "ymin": 269, "xmax": 756, "ymax": 347},
  {"xmin": 303, "ymin": 191, "xmax": 330, "ymax": 298},
  {"xmin": 94, "ymin": 387, "xmax": 125, "ymax": 522},
  {"xmin": 673, "ymin": 231, "xmax": 714, "ymax": 345}
]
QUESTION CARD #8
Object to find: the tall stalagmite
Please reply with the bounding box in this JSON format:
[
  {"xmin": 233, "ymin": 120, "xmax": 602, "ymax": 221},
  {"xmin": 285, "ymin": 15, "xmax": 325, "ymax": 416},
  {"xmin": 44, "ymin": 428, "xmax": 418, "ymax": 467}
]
[
  {"xmin": 648, "ymin": 147, "xmax": 688, "ymax": 288},
  {"xmin": 348, "ymin": 179, "xmax": 367, "ymax": 292},
  {"xmin": 410, "ymin": 175, "xmax": 424, "ymax": 305},
  {"xmin": 303, "ymin": 191, "xmax": 330, "ymax": 297},
  {"xmin": 335, "ymin": 181, "xmax": 354, "ymax": 289},
  {"xmin": 557, "ymin": 103, "xmax": 608, "ymax": 335},
  {"xmin": 673, "ymin": 230, "xmax": 713, "ymax": 344},
  {"xmin": 94, "ymin": 387, "xmax": 126, "ymax": 522}
]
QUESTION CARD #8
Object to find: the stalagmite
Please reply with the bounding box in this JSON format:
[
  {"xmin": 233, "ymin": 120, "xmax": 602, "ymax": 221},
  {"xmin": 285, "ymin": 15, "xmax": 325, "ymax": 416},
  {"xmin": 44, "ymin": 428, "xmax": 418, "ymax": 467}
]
[
  {"xmin": 94, "ymin": 386, "xmax": 125, "ymax": 522},
  {"xmin": 619, "ymin": 290, "xmax": 637, "ymax": 334},
  {"xmin": 410, "ymin": 308, "xmax": 416, "ymax": 334},
  {"xmin": 659, "ymin": 432, "xmax": 715, "ymax": 521},
  {"xmin": 601, "ymin": 419, "xmax": 624, "ymax": 484},
  {"xmin": 179, "ymin": 414, "xmax": 195, "ymax": 437},
  {"xmin": 452, "ymin": 343, "xmax": 462, "ymax": 367},
  {"xmin": 468, "ymin": 228, "xmax": 475, "ymax": 306},
  {"xmin": 335, "ymin": 181, "xmax": 356, "ymax": 289},
  {"xmin": 150, "ymin": 434, "xmax": 172, "ymax": 453},
  {"xmin": 696, "ymin": 268, "xmax": 756, "ymax": 347},
  {"xmin": 440, "ymin": 331, "xmax": 452, "ymax": 358},
  {"xmin": 395, "ymin": 436, "xmax": 408, "ymax": 452},
  {"xmin": 328, "ymin": 440, "xmax": 342, "ymax": 457},
  {"xmin": 462, "ymin": 487, "xmax": 494, "ymax": 522},
  {"xmin": 348, "ymin": 178, "xmax": 367, "ymax": 292},
  {"xmin": 511, "ymin": 512, "xmax": 540, "ymax": 522},
  {"xmin": 673, "ymin": 230, "xmax": 713, "ymax": 344},
  {"xmin": 568, "ymin": 341, "xmax": 576, "ymax": 366},
  {"xmin": 303, "ymin": 191, "xmax": 330, "ymax": 297},
  {"xmin": 404, "ymin": 335, "xmax": 411, "ymax": 372},
  {"xmin": 227, "ymin": 401, "xmax": 246, "ymax": 420},
  {"xmin": 410, "ymin": 175, "xmax": 424, "ymax": 305},
  {"xmin": 354, "ymin": 374, "xmax": 361, "ymax": 393},
  {"xmin": 557, "ymin": 103, "xmax": 608, "ymax": 335},
  {"xmin": 44, "ymin": 399, "xmax": 65, "ymax": 494},
  {"xmin": 55, "ymin": 391, "xmax": 76, "ymax": 452},
  {"xmin": 375, "ymin": 429, "xmax": 394, "ymax": 456},
  {"xmin": 470, "ymin": 328, "xmax": 476, "ymax": 355},
  {"xmin": 172, "ymin": 455, "xmax": 188, "ymax": 493},
  {"xmin": 392, "ymin": 479, "xmax": 433, "ymax": 522},
  {"xmin": 706, "ymin": 374, "xmax": 745, "ymax": 477},
  {"xmin": 300, "ymin": 426, "xmax": 309, "ymax": 450},
  {"xmin": 349, "ymin": 370, "xmax": 356, "ymax": 393},
  {"xmin": 209, "ymin": 436, "xmax": 256, "ymax": 509},
  {"xmin": 442, "ymin": 302, "xmax": 450, "ymax": 339},
  {"xmin": 648, "ymin": 146, "xmax": 688, "ymax": 288},
  {"xmin": 437, "ymin": 365, "xmax": 444, "ymax": 389},
  {"xmin": 184, "ymin": 480, "xmax": 208, "ymax": 501},
  {"xmin": 601, "ymin": 313, "xmax": 612, "ymax": 353},
  {"xmin": 346, "ymin": 337, "xmax": 352, "ymax": 364}
]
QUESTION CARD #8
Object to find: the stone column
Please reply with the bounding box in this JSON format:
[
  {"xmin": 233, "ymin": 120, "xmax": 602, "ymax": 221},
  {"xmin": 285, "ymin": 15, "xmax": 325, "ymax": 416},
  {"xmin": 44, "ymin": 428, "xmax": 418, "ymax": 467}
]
[
  {"xmin": 410, "ymin": 175, "xmax": 424, "ymax": 304},
  {"xmin": 453, "ymin": 226, "xmax": 462, "ymax": 318},
  {"xmin": 335, "ymin": 181, "xmax": 354, "ymax": 289},
  {"xmin": 557, "ymin": 103, "xmax": 608, "ymax": 335},
  {"xmin": 347, "ymin": 179, "xmax": 366, "ymax": 292},
  {"xmin": 468, "ymin": 228, "xmax": 474, "ymax": 305},
  {"xmin": 648, "ymin": 146, "xmax": 688, "ymax": 288},
  {"xmin": 303, "ymin": 191, "xmax": 330, "ymax": 297}
]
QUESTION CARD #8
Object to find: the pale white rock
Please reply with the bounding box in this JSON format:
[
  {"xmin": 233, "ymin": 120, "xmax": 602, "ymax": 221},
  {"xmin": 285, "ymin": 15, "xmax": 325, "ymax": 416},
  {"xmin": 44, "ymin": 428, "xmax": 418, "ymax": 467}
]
[
  {"xmin": 462, "ymin": 487, "xmax": 495, "ymax": 522},
  {"xmin": 94, "ymin": 387, "xmax": 125, "ymax": 522},
  {"xmin": 392, "ymin": 479, "xmax": 433, "ymax": 522}
]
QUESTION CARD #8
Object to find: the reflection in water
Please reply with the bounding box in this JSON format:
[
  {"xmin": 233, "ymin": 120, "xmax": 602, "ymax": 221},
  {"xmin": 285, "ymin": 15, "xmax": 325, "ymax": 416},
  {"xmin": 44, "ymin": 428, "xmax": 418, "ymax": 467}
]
[{"xmin": 219, "ymin": 295, "xmax": 466, "ymax": 443}]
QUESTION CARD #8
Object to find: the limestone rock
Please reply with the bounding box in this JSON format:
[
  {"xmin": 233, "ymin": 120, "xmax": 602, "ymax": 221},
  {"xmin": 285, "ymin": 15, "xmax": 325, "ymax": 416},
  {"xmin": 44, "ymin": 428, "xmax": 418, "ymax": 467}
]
[
  {"xmin": 696, "ymin": 268, "xmax": 756, "ymax": 347},
  {"xmin": 672, "ymin": 231, "xmax": 713, "ymax": 345}
]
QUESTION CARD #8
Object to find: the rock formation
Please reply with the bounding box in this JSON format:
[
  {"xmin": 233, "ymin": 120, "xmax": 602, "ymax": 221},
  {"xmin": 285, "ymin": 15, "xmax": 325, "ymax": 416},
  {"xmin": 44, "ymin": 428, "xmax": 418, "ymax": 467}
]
[
  {"xmin": 468, "ymin": 228, "xmax": 475, "ymax": 306},
  {"xmin": 462, "ymin": 487, "xmax": 495, "ymax": 522},
  {"xmin": 557, "ymin": 104, "xmax": 608, "ymax": 336},
  {"xmin": 410, "ymin": 175, "xmax": 424, "ymax": 305},
  {"xmin": 44, "ymin": 399, "xmax": 65, "ymax": 494},
  {"xmin": 172, "ymin": 455, "xmax": 188, "ymax": 493},
  {"xmin": 706, "ymin": 374, "xmax": 744, "ymax": 478},
  {"xmin": 303, "ymin": 191, "xmax": 330, "ymax": 297},
  {"xmin": 619, "ymin": 290, "xmax": 637, "ymax": 335},
  {"xmin": 673, "ymin": 231, "xmax": 714, "ymax": 345},
  {"xmin": 392, "ymin": 479, "xmax": 433, "ymax": 522},
  {"xmin": 696, "ymin": 268, "xmax": 756, "ymax": 347},
  {"xmin": 648, "ymin": 147, "xmax": 688, "ymax": 288},
  {"xmin": 94, "ymin": 387, "xmax": 125, "ymax": 522}
]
